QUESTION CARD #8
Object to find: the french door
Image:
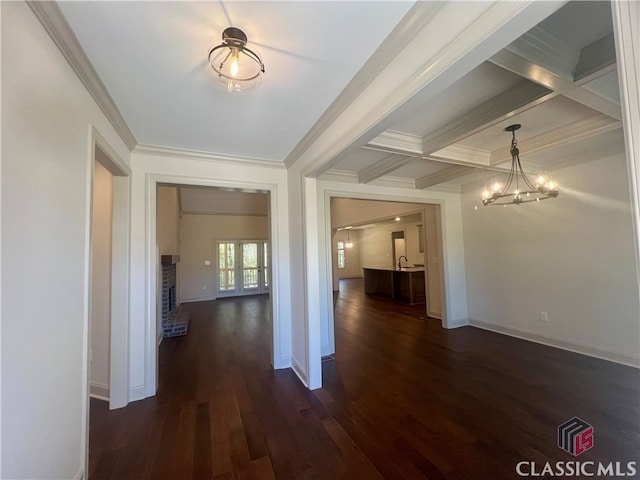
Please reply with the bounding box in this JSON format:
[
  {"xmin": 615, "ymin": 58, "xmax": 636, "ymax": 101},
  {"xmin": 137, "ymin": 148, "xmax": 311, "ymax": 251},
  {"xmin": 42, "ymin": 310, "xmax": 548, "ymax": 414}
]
[{"xmin": 217, "ymin": 240, "xmax": 269, "ymax": 297}]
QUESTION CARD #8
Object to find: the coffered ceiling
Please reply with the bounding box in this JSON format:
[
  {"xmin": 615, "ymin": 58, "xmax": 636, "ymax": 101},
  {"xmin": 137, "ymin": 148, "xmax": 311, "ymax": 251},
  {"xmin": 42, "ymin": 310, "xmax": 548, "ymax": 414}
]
[{"xmin": 54, "ymin": 1, "xmax": 623, "ymax": 193}]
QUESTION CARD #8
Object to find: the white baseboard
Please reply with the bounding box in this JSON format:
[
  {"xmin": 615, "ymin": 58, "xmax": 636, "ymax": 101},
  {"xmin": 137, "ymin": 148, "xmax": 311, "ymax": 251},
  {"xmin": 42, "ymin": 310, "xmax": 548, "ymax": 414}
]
[
  {"xmin": 157, "ymin": 335, "xmax": 163, "ymax": 347},
  {"xmin": 276, "ymin": 355, "xmax": 292, "ymax": 369},
  {"xmin": 291, "ymin": 357, "xmax": 308, "ymax": 387},
  {"xmin": 129, "ymin": 385, "xmax": 147, "ymax": 402},
  {"xmin": 74, "ymin": 466, "xmax": 84, "ymax": 480},
  {"xmin": 89, "ymin": 382, "xmax": 109, "ymax": 401},
  {"xmin": 445, "ymin": 317, "xmax": 468, "ymax": 329},
  {"xmin": 469, "ymin": 318, "xmax": 640, "ymax": 368},
  {"xmin": 321, "ymin": 344, "xmax": 335, "ymax": 357},
  {"xmin": 180, "ymin": 296, "xmax": 215, "ymax": 304}
]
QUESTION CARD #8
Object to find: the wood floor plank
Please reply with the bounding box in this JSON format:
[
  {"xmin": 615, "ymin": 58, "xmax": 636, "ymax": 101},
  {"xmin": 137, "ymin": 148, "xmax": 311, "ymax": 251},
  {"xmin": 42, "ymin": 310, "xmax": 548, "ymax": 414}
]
[{"xmin": 89, "ymin": 280, "xmax": 640, "ymax": 479}]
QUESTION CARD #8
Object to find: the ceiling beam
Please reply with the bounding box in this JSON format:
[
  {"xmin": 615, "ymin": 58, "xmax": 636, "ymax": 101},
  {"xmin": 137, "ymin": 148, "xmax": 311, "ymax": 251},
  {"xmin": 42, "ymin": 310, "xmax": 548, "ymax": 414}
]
[
  {"xmin": 366, "ymin": 130, "xmax": 423, "ymax": 156},
  {"xmin": 421, "ymin": 81, "xmax": 553, "ymax": 154},
  {"xmin": 415, "ymin": 165, "xmax": 476, "ymax": 190},
  {"xmin": 489, "ymin": 49, "xmax": 621, "ymax": 120},
  {"xmin": 358, "ymin": 83, "xmax": 552, "ymax": 184},
  {"xmin": 358, "ymin": 154, "xmax": 414, "ymax": 184}
]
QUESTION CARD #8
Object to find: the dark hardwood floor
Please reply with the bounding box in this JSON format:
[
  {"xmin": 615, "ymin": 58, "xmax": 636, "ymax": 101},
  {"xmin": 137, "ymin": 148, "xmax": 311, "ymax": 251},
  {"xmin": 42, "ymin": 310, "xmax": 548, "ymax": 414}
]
[{"xmin": 89, "ymin": 279, "xmax": 640, "ymax": 479}]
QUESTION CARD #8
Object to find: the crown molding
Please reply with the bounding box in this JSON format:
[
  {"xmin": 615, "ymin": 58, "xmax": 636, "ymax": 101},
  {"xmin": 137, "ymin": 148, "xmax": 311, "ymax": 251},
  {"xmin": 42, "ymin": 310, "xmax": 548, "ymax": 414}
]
[
  {"xmin": 429, "ymin": 144, "xmax": 491, "ymax": 166},
  {"xmin": 284, "ymin": 2, "xmax": 445, "ymax": 169},
  {"xmin": 133, "ymin": 144, "xmax": 285, "ymax": 170},
  {"xmin": 366, "ymin": 130, "xmax": 423, "ymax": 155},
  {"xmin": 506, "ymin": 25, "xmax": 579, "ymax": 80},
  {"xmin": 574, "ymin": 33, "xmax": 617, "ymax": 83},
  {"xmin": 27, "ymin": 1, "xmax": 137, "ymax": 151}
]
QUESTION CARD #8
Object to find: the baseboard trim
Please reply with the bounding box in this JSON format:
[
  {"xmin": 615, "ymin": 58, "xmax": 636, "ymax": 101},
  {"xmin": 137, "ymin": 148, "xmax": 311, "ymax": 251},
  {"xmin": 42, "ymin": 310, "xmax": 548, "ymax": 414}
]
[
  {"xmin": 469, "ymin": 318, "xmax": 640, "ymax": 368},
  {"xmin": 74, "ymin": 466, "xmax": 84, "ymax": 480},
  {"xmin": 89, "ymin": 382, "xmax": 110, "ymax": 401},
  {"xmin": 277, "ymin": 355, "xmax": 292, "ymax": 369},
  {"xmin": 321, "ymin": 344, "xmax": 335, "ymax": 357},
  {"xmin": 129, "ymin": 385, "xmax": 147, "ymax": 402},
  {"xmin": 445, "ymin": 317, "xmax": 468, "ymax": 329},
  {"xmin": 180, "ymin": 296, "xmax": 215, "ymax": 304},
  {"xmin": 291, "ymin": 357, "xmax": 308, "ymax": 388}
]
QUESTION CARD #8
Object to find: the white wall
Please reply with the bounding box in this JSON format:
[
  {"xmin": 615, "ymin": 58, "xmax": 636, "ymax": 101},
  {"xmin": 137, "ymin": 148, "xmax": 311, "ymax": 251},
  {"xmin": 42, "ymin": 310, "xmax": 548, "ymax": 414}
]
[
  {"xmin": 333, "ymin": 229, "xmax": 362, "ymax": 280},
  {"xmin": 129, "ymin": 150, "xmax": 292, "ymax": 400},
  {"xmin": 179, "ymin": 213, "xmax": 269, "ymax": 302},
  {"xmin": 91, "ymin": 161, "xmax": 113, "ymax": 400},
  {"xmin": 462, "ymin": 154, "xmax": 640, "ymax": 366},
  {"xmin": 359, "ymin": 220, "xmax": 423, "ymax": 269},
  {"xmin": 1, "ymin": 2, "xmax": 131, "ymax": 478},
  {"xmin": 157, "ymin": 186, "xmax": 180, "ymax": 255}
]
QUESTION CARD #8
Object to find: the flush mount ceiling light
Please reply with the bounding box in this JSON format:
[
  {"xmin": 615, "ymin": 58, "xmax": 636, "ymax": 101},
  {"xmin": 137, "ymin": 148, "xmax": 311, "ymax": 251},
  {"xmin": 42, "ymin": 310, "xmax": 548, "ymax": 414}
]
[
  {"xmin": 481, "ymin": 124, "xmax": 559, "ymax": 206},
  {"xmin": 208, "ymin": 27, "xmax": 265, "ymax": 93}
]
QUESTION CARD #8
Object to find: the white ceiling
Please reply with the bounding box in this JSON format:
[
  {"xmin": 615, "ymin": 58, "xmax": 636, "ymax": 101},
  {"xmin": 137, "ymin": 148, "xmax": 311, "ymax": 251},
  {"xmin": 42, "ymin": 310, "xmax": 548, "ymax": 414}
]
[
  {"xmin": 58, "ymin": 1, "xmax": 414, "ymax": 161},
  {"xmin": 57, "ymin": 1, "xmax": 623, "ymax": 194}
]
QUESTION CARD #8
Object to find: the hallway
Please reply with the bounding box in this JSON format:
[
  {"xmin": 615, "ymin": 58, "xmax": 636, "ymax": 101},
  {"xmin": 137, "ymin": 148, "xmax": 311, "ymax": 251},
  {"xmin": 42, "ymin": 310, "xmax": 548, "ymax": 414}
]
[{"xmin": 89, "ymin": 282, "xmax": 640, "ymax": 479}]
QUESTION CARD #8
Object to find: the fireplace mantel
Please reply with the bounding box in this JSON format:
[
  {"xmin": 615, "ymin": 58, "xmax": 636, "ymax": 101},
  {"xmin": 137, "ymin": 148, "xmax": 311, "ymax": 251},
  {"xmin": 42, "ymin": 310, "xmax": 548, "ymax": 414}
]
[{"xmin": 161, "ymin": 255, "xmax": 180, "ymax": 265}]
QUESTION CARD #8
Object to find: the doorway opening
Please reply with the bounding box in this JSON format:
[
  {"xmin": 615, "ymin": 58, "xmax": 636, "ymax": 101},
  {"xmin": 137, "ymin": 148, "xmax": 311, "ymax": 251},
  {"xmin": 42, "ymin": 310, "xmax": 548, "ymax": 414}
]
[
  {"xmin": 325, "ymin": 197, "xmax": 447, "ymax": 360},
  {"xmin": 154, "ymin": 184, "xmax": 274, "ymax": 379}
]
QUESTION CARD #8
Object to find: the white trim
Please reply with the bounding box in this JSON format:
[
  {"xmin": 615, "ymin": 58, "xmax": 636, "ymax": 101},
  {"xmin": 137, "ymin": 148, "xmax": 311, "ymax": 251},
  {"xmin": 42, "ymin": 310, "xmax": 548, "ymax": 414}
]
[
  {"xmin": 367, "ymin": 130, "xmax": 423, "ymax": 155},
  {"xmin": 129, "ymin": 385, "xmax": 147, "ymax": 402},
  {"xmin": 612, "ymin": 1, "xmax": 640, "ymax": 302},
  {"xmin": 134, "ymin": 144, "xmax": 284, "ymax": 170},
  {"xmin": 446, "ymin": 317, "xmax": 469, "ymax": 329},
  {"xmin": 294, "ymin": 1, "xmax": 566, "ymax": 178},
  {"xmin": 469, "ymin": 318, "xmax": 640, "ymax": 368},
  {"xmin": 292, "ymin": 357, "xmax": 308, "ymax": 388},
  {"xmin": 74, "ymin": 466, "xmax": 85, "ymax": 480},
  {"xmin": 181, "ymin": 296, "xmax": 215, "ymax": 304},
  {"xmin": 89, "ymin": 383, "xmax": 110, "ymax": 401},
  {"xmin": 284, "ymin": 2, "xmax": 445, "ymax": 169},
  {"xmin": 143, "ymin": 173, "xmax": 287, "ymax": 398},
  {"xmin": 26, "ymin": 2, "xmax": 137, "ymax": 150}
]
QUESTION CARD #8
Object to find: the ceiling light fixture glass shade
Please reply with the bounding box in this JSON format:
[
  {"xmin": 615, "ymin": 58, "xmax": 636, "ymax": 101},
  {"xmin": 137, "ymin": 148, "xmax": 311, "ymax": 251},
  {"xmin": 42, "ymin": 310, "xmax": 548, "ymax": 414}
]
[
  {"xmin": 345, "ymin": 230, "xmax": 353, "ymax": 249},
  {"xmin": 481, "ymin": 124, "xmax": 559, "ymax": 206},
  {"xmin": 208, "ymin": 27, "xmax": 265, "ymax": 93}
]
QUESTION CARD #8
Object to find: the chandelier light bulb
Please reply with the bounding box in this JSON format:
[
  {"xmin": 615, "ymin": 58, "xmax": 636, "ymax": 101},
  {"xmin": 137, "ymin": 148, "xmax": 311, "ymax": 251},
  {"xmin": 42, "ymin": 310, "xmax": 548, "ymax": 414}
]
[
  {"xmin": 480, "ymin": 124, "xmax": 559, "ymax": 206},
  {"xmin": 230, "ymin": 52, "xmax": 239, "ymax": 77},
  {"xmin": 208, "ymin": 27, "xmax": 265, "ymax": 93}
]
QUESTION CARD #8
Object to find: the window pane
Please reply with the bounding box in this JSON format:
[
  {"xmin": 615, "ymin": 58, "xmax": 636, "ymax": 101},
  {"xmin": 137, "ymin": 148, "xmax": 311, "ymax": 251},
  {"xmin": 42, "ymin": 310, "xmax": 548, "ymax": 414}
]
[
  {"xmin": 338, "ymin": 250, "xmax": 345, "ymax": 269},
  {"xmin": 242, "ymin": 243, "xmax": 259, "ymax": 289},
  {"xmin": 218, "ymin": 243, "xmax": 235, "ymax": 290},
  {"xmin": 337, "ymin": 241, "xmax": 344, "ymax": 249}
]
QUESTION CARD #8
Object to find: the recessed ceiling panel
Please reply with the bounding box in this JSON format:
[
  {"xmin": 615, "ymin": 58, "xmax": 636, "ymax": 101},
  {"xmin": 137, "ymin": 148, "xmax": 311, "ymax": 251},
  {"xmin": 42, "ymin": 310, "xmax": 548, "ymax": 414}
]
[
  {"xmin": 59, "ymin": 1, "xmax": 414, "ymax": 161},
  {"xmin": 389, "ymin": 61, "xmax": 525, "ymax": 137},
  {"xmin": 457, "ymin": 96, "xmax": 603, "ymax": 152},
  {"xmin": 536, "ymin": 1, "xmax": 612, "ymax": 50}
]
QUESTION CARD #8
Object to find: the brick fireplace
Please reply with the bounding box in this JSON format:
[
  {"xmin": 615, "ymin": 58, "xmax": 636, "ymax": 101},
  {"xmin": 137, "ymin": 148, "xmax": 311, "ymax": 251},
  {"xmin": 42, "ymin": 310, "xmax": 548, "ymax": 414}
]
[{"xmin": 161, "ymin": 255, "xmax": 189, "ymax": 337}]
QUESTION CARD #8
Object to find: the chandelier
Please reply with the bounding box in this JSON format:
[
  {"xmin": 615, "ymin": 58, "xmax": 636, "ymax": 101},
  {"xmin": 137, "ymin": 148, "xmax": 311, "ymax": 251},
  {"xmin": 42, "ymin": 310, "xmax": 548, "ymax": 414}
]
[
  {"xmin": 208, "ymin": 27, "xmax": 265, "ymax": 93},
  {"xmin": 482, "ymin": 124, "xmax": 559, "ymax": 206}
]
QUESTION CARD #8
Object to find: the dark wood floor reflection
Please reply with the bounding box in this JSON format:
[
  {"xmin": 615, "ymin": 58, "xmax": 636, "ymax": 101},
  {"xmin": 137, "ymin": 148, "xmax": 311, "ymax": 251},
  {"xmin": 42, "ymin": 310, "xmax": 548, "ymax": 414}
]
[{"xmin": 89, "ymin": 279, "xmax": 640, "ymax": 479}]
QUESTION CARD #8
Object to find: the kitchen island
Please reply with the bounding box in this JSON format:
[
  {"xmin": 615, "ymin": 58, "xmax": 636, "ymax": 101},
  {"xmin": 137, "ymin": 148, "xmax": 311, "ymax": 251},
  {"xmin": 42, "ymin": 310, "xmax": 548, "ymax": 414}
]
[{"xmin": 362, "ymin": 267, "xmax": 426, "ymax": 304}]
